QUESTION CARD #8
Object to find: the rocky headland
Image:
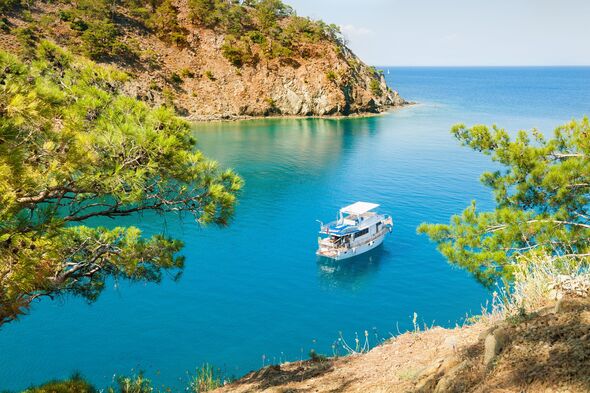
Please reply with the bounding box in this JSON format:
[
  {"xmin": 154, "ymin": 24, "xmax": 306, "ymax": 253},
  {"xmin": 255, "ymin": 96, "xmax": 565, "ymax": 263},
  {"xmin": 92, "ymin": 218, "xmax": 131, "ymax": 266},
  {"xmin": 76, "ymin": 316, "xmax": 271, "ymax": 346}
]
[{"xmin": 0, "ymin": 0, "xmax": 407, "ymax": 120}]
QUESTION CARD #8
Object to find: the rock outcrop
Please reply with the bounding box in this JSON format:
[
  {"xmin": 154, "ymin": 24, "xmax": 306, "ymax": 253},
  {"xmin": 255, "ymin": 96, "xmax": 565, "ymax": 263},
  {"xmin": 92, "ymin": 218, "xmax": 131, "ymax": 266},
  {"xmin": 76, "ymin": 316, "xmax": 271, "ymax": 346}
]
[{"xmin": 0, "ymin": 0, "xmax": 407, "ymax": 120}]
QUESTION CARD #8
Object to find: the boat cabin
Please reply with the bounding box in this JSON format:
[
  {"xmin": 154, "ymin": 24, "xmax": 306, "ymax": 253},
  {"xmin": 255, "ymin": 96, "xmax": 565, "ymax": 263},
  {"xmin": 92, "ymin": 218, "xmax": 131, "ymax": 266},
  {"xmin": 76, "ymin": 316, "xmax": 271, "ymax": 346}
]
[{"xmin": 317, "ymin": 202, "xmax": 392, "ymax": 260}]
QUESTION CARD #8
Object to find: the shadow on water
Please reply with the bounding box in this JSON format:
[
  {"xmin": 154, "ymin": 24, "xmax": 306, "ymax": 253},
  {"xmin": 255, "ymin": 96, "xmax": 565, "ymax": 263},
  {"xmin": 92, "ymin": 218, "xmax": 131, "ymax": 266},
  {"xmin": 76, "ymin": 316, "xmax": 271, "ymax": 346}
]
[{"xmin": 316, "ymin": 245, "xmax": 389, "ymax": 292}]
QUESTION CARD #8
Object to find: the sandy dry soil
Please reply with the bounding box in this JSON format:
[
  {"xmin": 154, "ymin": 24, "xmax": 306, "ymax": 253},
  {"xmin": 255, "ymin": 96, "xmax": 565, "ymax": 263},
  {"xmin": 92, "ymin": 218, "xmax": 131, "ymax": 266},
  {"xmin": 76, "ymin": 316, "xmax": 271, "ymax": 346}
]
[{"xmin": 214, "ymin": 296, "xmax": 590, "ymax": 393}]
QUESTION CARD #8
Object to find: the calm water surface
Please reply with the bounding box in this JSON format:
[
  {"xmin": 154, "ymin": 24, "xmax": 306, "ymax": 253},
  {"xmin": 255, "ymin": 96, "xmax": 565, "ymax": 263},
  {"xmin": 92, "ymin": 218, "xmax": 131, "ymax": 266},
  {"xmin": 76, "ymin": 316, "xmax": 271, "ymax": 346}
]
[{"xmin": 1, "ymin": 67, "xmax": 589, "ymax": 390}]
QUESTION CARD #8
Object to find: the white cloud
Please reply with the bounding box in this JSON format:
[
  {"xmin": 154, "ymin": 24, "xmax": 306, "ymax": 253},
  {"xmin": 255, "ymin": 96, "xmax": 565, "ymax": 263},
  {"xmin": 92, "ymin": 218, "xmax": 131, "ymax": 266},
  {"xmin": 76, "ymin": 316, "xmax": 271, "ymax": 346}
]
[{"xmin": 339, "ymin": 24, "xmax": 374, "ymax": 39}]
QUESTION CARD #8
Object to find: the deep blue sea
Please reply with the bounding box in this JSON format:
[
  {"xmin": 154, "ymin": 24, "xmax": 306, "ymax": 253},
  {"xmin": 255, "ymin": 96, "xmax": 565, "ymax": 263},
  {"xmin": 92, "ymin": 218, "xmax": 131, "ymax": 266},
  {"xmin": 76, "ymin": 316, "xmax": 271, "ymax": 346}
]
[{"xmin": 1, "ymin": 67, "xmax": 589, "ymax": 391}]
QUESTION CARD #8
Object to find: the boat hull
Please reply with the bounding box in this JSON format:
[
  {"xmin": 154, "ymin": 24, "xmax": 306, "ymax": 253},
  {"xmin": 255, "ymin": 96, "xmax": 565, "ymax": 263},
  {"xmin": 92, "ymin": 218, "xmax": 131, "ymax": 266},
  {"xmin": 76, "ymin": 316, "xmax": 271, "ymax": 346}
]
[{"xmin": 317, "ymin": 230, "xmax": 387, "ymax": 261}]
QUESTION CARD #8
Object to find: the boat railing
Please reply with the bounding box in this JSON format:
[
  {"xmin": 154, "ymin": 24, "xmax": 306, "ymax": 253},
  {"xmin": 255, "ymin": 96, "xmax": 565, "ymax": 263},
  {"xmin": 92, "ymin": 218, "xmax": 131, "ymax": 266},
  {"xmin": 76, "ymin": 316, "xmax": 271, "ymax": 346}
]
[{"xmin": 319, "ymin": 225, "xmax": 390, "ymax": 252}]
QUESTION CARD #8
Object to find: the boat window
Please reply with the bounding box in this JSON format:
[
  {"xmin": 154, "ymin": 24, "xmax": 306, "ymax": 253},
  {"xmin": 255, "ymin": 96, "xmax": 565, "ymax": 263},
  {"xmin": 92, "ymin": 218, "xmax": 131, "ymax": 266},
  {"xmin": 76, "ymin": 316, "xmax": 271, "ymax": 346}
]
[
  {"xmin": 354, "ymin": 228, "xmax": 369, "ymax": 239},
  {"xmin": 376, "ymin": 222, "xmax": 381, "ymax": 231}
]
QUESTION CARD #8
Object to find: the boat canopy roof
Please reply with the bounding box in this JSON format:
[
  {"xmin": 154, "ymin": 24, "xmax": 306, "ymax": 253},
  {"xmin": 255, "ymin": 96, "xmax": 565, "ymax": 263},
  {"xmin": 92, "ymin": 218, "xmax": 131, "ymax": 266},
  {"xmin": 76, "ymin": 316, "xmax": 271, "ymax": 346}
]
[{"xmin": 340, "ymin": 202, "xmax": 379, "ymax": 216}]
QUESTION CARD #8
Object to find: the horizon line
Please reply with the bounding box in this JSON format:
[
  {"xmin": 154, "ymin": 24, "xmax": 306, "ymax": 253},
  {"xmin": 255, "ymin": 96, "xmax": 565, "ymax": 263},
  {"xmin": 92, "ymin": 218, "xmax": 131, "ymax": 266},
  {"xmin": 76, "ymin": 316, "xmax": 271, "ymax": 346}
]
[{"xmin": 374, "ymin": 64, "xmax": 590, "ymax": 68}]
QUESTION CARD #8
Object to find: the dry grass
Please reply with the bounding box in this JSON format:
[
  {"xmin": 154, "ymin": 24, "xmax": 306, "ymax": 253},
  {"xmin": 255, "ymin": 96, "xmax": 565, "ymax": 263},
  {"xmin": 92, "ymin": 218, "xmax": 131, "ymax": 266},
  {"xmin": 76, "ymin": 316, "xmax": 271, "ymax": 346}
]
[{"xmin": 214, "ymin": 254, "xmax": 590, "ymax": 393}]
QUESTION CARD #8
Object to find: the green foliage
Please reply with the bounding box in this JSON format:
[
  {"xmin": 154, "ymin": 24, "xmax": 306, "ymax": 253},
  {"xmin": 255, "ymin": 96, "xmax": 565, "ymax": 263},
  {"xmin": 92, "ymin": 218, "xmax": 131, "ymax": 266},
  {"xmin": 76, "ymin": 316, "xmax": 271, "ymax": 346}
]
[
  {"xmin": 186, "ymin": 0, "xmax": 343, "ymax": 62},
  {"xmin": 246, "ymin": 30, "xmax": 265, "ymax": 44},
  {"xmin": 254, "ymin": 0, "xmax": 293, "ymax": 31},
  {"xmin": 369, "ymin": 79, "xmax": 382, "ymax": 96},
  {"xmin": 325, "ymin": 70, "xmax": 337, "ymax": 82},
  {"xmin": 309, "ymin": 349, "xmax": 326, "ymax": 362},
  {"xmin": 179, "ymin": 68, "xmax": 194, "ymax": 78},
  {"xmin": 188, "ymin": 0, "xmax": 220, "ymax": 27},
  {"xmin": 80, "ymin": 19, "xmax": 118, "ymax": 59},
  {"xmin": 169, "ymin": 71, "xmax": 182, "ymax": 84},
  {"xmin": 186, "ymin": 364, "xmax": 222, "ymax": 393},
  {"xmin": 418, "ymin": 118, "xmax": 590, "ymax": 286},
  {"xmin": 0, "ymin": 42, "xmax": 242, "ymax": 325},
  {"xmin": 14, "ymin": 25, "xmax": 38, "ymax": 57},
  {"xmin": 0, "ymin": 0, "xmax": 20, "ymax": 13},
  {"xmin": 18, "ymin": 367, "xmax": 228, "ymax": 393},
  {"xmin": 221, "ymin": 35, "xmax": 255, "ymax": 67},
  {"xmin": 21, "ymin": 373, "xmax": 96, "ymax": 393},
  {"xmin": 0, "ymin": 16, "xmax": 10, "ymax": 32},
  {"xmin": 107, "ymin": 374, "xmax": 153, "ymax": 393},
  {"xmin": 204, "ymin": 69, "xmax": 215, "ymax": 80},
  {"xmin": 147, "ymin": 0, "xmax": 187, "ymax": 46}
]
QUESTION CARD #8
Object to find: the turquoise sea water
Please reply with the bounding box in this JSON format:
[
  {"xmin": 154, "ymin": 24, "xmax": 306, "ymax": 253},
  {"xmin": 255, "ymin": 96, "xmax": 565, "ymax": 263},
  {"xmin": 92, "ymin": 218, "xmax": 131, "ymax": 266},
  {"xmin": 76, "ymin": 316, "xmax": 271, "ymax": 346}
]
[{"xmin": 1, "ymin": 67, "xmax": 589, "ymax": 390}]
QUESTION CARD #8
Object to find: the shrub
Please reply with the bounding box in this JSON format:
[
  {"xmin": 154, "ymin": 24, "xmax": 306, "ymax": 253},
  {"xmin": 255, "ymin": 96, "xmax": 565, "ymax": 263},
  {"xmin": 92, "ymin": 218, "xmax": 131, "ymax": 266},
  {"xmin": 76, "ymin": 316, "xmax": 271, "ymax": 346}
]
[
  {"xmin": 309, "ymin": 349, "xmax": 326, "ymax": 362},
  {"xmin": 255, "ymin": 0, "xmax": 293, "ymax": 31},
  {"xmin": 80, "ymin": 20, "xmax": 118, "ymax": 59},
  {"xmin": 325, "ymin": 70, "xmax": 337, "ymax": 82},
  {"xmin": 21, "ymin": 373, "xmax": 97, "ymax": 393},
  {"xmin": 108, "ymin": 373, "xmax": 153, "ymax": 393},
  {"xmin": 179, "ymin": 68, "xmax": 194, "ymax": 78},
  {"xmin": 169, "ymin": 72, "xmax": 182, "ymax": 84},
  {"xmin": 0, "ymin": 0, "xmax": 20, "ymax": 12},
  {"xmin": 70, "ymin": 18, "xmax": 89, "ymax": 32},
  {"xmin": 148, "ymin": 0, "xmax": 187, "ymax": 46},
  {"xmin": 129, "ymin": 6, "xmax": 150, "ymax": 20},
  {"xmin": 0, "ymin": 16, "xmax": 10, "ymax": 32},
  {"xmin": 169, "ymin": 31, "xmax": 186, "ymax": 47},
  {"xmin": 58, "ymin": 9, "xmax": 73, "ymax": 21},
  {"xmin": 247, "ymin": 30, "xmax": 265, "ymax": 44},
  {"xmin": 221, "ymin": 36, "xmax": 255, "ymax": 67},
  {"xmin": 188, "ymin": 0, "xmax": 220, "ymax": 27},
  {"xmin": 14, "ymin": 25, "xmax": 38, "ymax": 57},
  {"xmin": 148, "ymin": 80, "xmax": 160, "ymax": 91},
  {"xmin": 204, "ymin": 70, "xmax": 215, "ymax": 80},
  {"xmin": 266, "ymin": 41, "xmax": 291, "ymax": 59},
  {"xmin": 187, "ymin": 364, "xmax": 222, "ymax": 393},
  {"xmin": 369, "ymin": 79, "xmax": 382, "ymax": 96},
  {"xmin": 142, "ymin": 49, "xmax": 161, "ymax": 69},
  {"xmin": 162, "ymin": 87, "xmax": 175, "ymax": 107}
]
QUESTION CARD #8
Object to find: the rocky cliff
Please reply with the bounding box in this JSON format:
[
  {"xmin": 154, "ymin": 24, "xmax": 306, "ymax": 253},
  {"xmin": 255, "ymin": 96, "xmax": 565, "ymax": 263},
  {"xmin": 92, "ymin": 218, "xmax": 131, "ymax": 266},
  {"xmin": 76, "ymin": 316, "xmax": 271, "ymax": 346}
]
[{"xmin": 0, "ymin": 0, "xmax": 407, "ymax": 120}]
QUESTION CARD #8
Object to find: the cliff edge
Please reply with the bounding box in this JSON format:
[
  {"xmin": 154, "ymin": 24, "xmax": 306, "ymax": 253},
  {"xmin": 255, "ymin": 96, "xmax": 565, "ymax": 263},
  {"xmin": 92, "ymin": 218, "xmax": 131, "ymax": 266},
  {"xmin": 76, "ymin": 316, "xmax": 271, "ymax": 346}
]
[{"xmin": 214, "ymin": 277, "xmax": 590, "ymax": 393}]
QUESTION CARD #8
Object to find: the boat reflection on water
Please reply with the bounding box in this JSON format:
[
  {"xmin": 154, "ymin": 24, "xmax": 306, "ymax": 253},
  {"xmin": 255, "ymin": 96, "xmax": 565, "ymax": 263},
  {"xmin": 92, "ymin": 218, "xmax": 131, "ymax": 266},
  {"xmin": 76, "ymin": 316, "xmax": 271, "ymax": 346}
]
[{"xmin": 317, "ymin": 245, "xmax": 389, "ymax": 292}]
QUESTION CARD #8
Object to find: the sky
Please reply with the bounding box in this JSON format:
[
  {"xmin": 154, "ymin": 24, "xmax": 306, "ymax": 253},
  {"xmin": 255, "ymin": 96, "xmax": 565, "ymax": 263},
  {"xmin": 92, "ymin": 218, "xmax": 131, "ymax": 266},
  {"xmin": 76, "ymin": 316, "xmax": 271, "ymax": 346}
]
[{"xmin": 285, "ymin": 0, "xmax": 590, "ymax": 66}]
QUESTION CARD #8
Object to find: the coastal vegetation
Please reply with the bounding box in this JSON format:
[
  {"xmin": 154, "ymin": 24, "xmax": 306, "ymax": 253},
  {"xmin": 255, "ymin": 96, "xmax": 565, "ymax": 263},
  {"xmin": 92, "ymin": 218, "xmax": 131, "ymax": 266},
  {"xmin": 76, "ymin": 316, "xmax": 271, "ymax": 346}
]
[
  {"xmin": 419, "ymin": 118, "xmax": 590, "ymax": 286},
  {"xmin": 19, "ymin": 365, "xmax": 225, "ymax": 392},
  {"xmin": 0, "ymin": 42, "xmax": 241, "ymax": 326}
]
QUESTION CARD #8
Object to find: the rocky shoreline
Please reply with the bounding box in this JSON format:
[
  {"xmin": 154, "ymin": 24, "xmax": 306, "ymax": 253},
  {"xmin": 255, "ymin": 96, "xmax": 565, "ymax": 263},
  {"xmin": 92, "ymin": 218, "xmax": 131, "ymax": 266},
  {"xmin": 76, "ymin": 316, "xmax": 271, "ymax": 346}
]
[{"xmin": 187, "ymin": 101, "xmax": 417, "ymax": 122}]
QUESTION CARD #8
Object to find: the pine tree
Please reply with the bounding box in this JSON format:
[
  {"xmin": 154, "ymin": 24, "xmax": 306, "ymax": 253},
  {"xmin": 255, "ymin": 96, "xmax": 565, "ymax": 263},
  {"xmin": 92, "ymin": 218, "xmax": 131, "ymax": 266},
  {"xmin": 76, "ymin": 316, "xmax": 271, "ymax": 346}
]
[{"xmin": 418, "ymin": 118, "xmax": 590, "ymax": 286}]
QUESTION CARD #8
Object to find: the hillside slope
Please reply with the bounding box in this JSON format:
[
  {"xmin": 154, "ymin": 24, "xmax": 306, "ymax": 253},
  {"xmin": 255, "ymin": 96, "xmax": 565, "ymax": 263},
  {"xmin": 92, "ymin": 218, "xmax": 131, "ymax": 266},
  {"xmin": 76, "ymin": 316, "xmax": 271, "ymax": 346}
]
[
  {"xmin": 0, "ymin": 0, "xmax": 406, "ymax": 119},
  {"xmin": 215, "ymin": 294, "xmax": 590, "ymax": 392}
]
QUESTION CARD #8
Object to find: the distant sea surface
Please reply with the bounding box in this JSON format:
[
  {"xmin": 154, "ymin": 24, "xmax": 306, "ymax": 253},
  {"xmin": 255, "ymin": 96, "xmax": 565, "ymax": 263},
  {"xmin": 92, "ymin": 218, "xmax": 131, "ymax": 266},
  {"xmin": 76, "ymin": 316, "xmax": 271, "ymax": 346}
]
[{"xmin": 1, "ymin": 67, "xmax": 589, "ymax": 391}]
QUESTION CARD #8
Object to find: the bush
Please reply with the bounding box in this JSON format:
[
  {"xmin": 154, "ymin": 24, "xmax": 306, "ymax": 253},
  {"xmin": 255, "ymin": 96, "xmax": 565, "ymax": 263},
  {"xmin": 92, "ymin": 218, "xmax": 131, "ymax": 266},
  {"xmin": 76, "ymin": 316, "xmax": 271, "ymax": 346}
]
[
  {"xmin": 188, "ymin": 0, "xmax": 220, "ymax": 27},
  {"xmin": 179, "ymin": 68, "xmax": 194, "ymax": 78},
  {"xmin": 129, "ymin": 6, "xmax": 150, "ymax": 20},
  {"xmin": 0, "ymin": 16, "xmax": 10, "ymax": 32},
  {"xmin": 309, "ymin": 349, "xmax": 326, "ymax": 362},
  {"xmin": 14, "ymin": 25, "xmax": 38, "ymax": 57},
  {"xmin": 21, "ymin": 373, "xmax": 97, "ymax": 393},
  {"xmin": 0, "ymin": 0, "xmax": 20, "ymax": 12},
  {"xmin": 187, "ymin": 364, "xmax": 222, "ymax": 393},
  {"xmin": 369, "ymin": 79, "xmax": 382, "ymax": 96},
  {"xmin": 70, "ymin": 18, "xmax": 89, "ymax": 32},
  {"xmin": 148, "ymin": 0, "xmax": 187, "ymax": 46},
  {"xmin": 204, "ymin": 70, "xmax": 215, "ymax": 80},
  {"xmin": 169, "ymin": 72, "xmax": 182, "ymax": 84},
  {"xmin": 247, "ymin": 30, "xmax": 265, "ymax": 44},
  {"xmin": 221, "ymin": 36, "xmax": 255, "ymax": 67},
  {"xmin": 325, "ymin": 70, "xmax": 336, "ymax": 82},
  {"xmin": 108, "ymin": 373, "xmax": 153, "ymax": 393},
  {"xmin": 255, "ymin": 0, "xmax": 293, "ymax": 31},
  {"xmin": 80, "ymin": 20, "xmax": 118, "ymax": 59}
]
